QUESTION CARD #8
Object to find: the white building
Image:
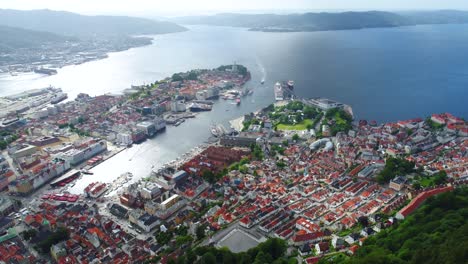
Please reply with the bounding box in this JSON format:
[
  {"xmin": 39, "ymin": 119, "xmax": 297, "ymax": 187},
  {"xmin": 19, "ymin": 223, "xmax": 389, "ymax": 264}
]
[
  {"xmin": 153, "ymin": 117, "xmax": 166, "ymax": 131},
  {"xmin": 140, "ymin": 182, "xmax": 162, "ymax": 200},
  {"xmin": 304, "ymin": 98, "xmax": 344, "ymax": 111},
  {"xmin": 117, "ymin": 133, "xmax": 132, "ymax": 146},
  {"xmin": 59, "ymin": 140, "xmax": 107, "ymax": 165},
  {"xmin": 170, "ymin": 100, "xmax": 186, "ymax": 112}
]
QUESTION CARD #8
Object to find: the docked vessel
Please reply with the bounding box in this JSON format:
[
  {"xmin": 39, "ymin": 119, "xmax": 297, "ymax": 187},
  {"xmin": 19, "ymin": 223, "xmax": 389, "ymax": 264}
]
[
  {"xmin": 274, "ymin": 80, "xmax": 295, "ymax": 101},
  {"xmin": 210, "ymin": 124, "xmax": 227, "ymax": 137},
  {"xmin": 81, "ymin": 169, "xmax": 93, "ymax": 175},
  {"xmin": 211, "ymin": 125, "xmax": 219, "ymax": 137},
  {"xmin": 274, "ymin": 82, "xmax": 284, "ymax": 101},
  {"xmin": 51, "ymin": 92, "xmax": 68, "ymax": 104},
  {"xmin": 34, "ymin": 67, "xmax": 58, "ymax": 75},
  {"xmin": 188, "ymin": 102, "xmax": 212, "ymax": 112}
]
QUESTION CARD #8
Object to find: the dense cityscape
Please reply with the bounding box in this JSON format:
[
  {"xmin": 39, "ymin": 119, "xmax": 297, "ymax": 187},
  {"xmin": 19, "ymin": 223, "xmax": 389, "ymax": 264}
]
[
  {"xmin": 0, "ymin": 63, "xmax": 466, "ymax": 263},
  {"xmin": 1, "ymin": 0, "xmax": 468, "ymax": 263}
]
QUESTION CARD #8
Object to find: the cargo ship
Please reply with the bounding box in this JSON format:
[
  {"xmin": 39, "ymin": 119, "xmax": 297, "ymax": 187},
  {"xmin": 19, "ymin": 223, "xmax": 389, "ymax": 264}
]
[{"xmin": 34, "ymin": 68, "xmax": 58, "ymax": 75}]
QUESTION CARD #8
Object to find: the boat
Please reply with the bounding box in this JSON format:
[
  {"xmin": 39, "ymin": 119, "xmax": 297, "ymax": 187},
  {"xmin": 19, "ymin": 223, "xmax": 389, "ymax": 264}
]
[
  {"xmin": 174, "ymin": 119, "xmax": 185, "ymax": 126},
  {"xmin": 261, "ymin": 79, "xmax": 265, "ymax": 84},
  {"xmin": 210, "ymin": 125, "xmax": 219, "ymax": 137},
  {"xmin": 81, "ymin": 169, "xmax": 93, "ymax": 175},
  {"xmin": 247, "ymin": 89, "xmax": 254, "ymax": 95},
  {"xmin": 236, "ymin": 98, "xmax": 241, "ymax": 105},
  {"xmin": 188, "ymin": 102, "xmax": 212, "ymax": 112},
  {"xmin": 34, "ymin": 67, "xmax": 58, "ymax": 75}
]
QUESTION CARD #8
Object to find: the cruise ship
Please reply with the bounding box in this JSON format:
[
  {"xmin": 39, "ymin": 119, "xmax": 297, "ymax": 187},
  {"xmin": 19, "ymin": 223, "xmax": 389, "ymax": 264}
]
[
  {"xmin": 274, "ymin": 81, "xmax": 295, "ymax": 101},
  {"xmin": 274, "ymin": 82, "xmax": 284, "ymax": 101}
]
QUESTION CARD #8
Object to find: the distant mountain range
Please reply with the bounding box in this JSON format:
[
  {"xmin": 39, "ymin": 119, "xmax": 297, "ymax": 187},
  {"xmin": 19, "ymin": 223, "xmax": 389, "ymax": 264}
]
[
  {"xmin": 173, "ymin": 10, "xmax": 468, "ymax": 32},
  {"xmin": 0, "ymin": 25, "xmax": 75, "ymax": 52},
  {"xmin": 0, "ymin": 9, "xmax": 187, "ymax": 37},
  {"xmin": 0, "ymin": 9, "xmax": 188, "ymax": 70}
]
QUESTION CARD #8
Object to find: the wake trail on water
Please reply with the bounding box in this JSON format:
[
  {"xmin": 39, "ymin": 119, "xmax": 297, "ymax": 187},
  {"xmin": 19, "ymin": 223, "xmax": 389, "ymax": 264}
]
[{"xmin": 255, "ymin": 56, "xmax": 267, "ymax": 82}]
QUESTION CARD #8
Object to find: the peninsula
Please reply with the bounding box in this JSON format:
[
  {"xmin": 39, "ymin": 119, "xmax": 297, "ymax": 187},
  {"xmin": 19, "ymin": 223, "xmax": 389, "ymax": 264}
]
[
  {"xmin": 0, "ymin": 9, "xmax": 187, "ymax": 74},
  {"xmin": 0, "ymin": 65, "xmax": 467, "ymax": 264}
]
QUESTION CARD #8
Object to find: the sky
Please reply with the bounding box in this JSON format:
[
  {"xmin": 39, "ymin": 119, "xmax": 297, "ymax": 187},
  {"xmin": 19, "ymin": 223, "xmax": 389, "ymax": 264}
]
[{"xmin": 1, "ymin": 0, "xmax": 468, "ymax": 17}]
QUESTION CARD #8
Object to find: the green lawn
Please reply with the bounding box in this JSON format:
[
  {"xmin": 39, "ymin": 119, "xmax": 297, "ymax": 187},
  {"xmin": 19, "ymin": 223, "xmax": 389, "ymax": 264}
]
[
  {"xmin": 277, "ymin": 119, "xmax": 313, "ymax": 131},
  {"xmin": 420, "ymin": 175, "xmax": 441, "ymax": 188}
]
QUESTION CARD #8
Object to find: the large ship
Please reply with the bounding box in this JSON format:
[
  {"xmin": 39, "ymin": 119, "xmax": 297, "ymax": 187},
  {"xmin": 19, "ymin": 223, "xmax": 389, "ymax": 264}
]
[
  {"xmin": 34, "ymin": 68, "xmax": 58, "ymax": 75},
  {"xmin": 51, "ymin": 92, "xmax": 68, "ymax": 104},
  {"xmin": 274, "ymin": 82, "xmax": 284, "ymax": 101},
  {"xmin": 210, "ymin": 124, "xmax": 227, "ymax": 137},
  {"xmin": 274, "ymin": 80, "xmax": 295, "ymax": 101},
  {"xmin": 188, "ymin": 102, "xmax": 212, "ymax": 112}
]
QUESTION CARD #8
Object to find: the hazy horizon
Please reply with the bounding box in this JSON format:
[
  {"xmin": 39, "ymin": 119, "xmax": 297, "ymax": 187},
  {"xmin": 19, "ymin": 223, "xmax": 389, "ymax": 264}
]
[{"xmin": 1, "ymin": 0, "xmax": 468, "ymax": 17}]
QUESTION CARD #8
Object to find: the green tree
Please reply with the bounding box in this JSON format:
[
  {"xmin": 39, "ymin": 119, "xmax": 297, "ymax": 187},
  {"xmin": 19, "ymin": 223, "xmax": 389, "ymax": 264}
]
[
  {"xmin": 292, "ymin": 134, "xmax": 300, "ymax": 141},
  {"xmin": 202, "ymin": 170, "xmax": 216, "ymax": 184},
  {"xmin": 200, "ymin": 252, "xmax": 216, "ymax": 264},
  {"xmin": 22, "ymin": 229, "xmax": 37, "ymax": 240},
  {"xmin": 433, "ymin": 170, "xmax": 447, "ymax": 185},
  {"xmin": 172, "ymin": 73, "xmax": 183, "ymax": 82},
  {"xmin": 187, "ymin": 72, "xmax": 198, "ymax": 80},
  {"xmin": 196, "ymin": 225, "xmax": 206, "ymax": 240},
  {"xmin": 254, "ymin": 251, "xmax": 273, "ymax": 264},
  {"xmin": 326, "ymin": 188, "xmax": 468, "ymax": 264}
]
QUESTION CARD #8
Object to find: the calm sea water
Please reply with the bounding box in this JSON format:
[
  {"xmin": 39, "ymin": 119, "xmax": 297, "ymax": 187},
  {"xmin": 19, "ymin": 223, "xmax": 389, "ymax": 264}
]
[{"xmin": 1, "ymin": 25, "xmax": 467, "ymax": 192}]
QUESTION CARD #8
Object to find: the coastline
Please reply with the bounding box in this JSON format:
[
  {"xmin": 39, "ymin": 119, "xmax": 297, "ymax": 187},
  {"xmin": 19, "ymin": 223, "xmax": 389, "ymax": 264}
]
[{"xmin": 1, "ymin": 37, "xmax": 155, "ymax": 78}]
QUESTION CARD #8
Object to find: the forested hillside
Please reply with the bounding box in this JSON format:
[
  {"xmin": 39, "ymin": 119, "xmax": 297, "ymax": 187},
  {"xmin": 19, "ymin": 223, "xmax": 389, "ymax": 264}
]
[{"xmin": 322, "ymin": 187, "xmax": 468, "ymax": 264}]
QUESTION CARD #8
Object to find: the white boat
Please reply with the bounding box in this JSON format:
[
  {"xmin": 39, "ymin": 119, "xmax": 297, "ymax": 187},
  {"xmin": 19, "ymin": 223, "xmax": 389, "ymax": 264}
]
[{"xmin": 211, "ymin": 125, "xmax": 219, "ymax": 137}]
